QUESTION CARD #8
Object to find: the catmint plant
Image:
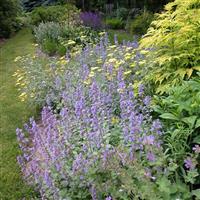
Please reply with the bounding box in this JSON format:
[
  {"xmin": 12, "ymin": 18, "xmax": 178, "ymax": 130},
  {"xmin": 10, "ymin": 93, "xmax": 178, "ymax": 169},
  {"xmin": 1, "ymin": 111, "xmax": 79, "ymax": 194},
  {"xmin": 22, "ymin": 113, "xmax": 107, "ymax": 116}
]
[
  {"xmin": 16, "ymin": 35, "xmax": 199, "ymax": 200},
  {"xmin": 17, "ymin": 59, "xmax": 166, "ymax": 199}
]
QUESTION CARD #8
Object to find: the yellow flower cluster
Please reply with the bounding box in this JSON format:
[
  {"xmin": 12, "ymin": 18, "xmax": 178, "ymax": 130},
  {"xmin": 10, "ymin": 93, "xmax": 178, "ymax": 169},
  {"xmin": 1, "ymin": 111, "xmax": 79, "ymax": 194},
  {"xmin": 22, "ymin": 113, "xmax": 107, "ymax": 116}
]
[
  {"xmin": 82, "ymin": 44, "xmax": 139, "ymax": 85},
  {"xmin": 12, "ymin": 69, "xmax": 28, "ymax": 102}
]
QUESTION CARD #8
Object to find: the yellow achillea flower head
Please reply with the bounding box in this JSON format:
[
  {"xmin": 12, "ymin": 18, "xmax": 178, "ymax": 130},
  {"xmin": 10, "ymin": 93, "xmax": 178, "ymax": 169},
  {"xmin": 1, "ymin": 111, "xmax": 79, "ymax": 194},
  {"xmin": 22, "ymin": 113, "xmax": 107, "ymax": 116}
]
[
  {"xmin": 111, "ymin": 116, "xmax": 119, "ymax": 124},
  {"xmin": 14, "ymin": 56, "xmax": 22, "ymax": 62},
  {"xmin": 19, "ymin": 92, "xmax": 27, "ymax": 102}
]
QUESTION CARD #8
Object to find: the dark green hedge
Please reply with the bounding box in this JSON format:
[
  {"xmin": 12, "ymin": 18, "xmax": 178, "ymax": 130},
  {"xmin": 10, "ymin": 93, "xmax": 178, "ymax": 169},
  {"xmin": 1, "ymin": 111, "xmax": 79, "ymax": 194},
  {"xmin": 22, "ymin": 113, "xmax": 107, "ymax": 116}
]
[{"xmin": 0, "ymin": 0, "xmax": 21, "ymax": 38}]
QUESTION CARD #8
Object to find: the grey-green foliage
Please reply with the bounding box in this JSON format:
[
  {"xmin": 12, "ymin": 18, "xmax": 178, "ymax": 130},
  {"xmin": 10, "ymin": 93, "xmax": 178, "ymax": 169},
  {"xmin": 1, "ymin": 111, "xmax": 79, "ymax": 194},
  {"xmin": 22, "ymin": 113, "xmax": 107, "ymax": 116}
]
[{"xmin": 34, "ymin": 22, "xmax": 63, "ymax": 44}]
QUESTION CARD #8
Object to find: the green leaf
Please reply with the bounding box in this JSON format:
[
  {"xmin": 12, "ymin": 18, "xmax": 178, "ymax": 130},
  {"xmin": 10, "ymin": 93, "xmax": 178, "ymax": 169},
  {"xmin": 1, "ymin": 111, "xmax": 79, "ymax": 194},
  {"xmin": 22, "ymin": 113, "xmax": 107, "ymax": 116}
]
[
  {"xmin": 192, "ymin": 189, "xmax": 200, "ymax": 199},
  {"xmin": 182, "ymin": 116, "xmax": 197, "ymax": 128},
  {"xmin": 193, "ymin": 135, "xmax": 200, "ymax": 144},
  {"xmin": 195, "ymin": 118, "xmax": 200, "ymax": 129},
  {"xmin": 159, "ymin": 113, "xmax": 179, "ymax": 120},
  {"xmin": 184, "ymin": 169, "xmax": 199, "ymax": 184},
  {"xmin": 157, "ymin": 177, "xmax": 172, "ymax": 194}
]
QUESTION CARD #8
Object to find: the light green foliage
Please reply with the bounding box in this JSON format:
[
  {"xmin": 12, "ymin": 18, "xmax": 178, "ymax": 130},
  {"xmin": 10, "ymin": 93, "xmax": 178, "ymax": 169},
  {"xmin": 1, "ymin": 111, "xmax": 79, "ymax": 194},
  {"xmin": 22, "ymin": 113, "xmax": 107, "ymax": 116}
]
[
  {"xmin": 14, "ymin": 55, "xmax": 59, "ymax": 106},
  {"xmin": 153, "ymin": 75, "xmax": 200, "ymax": 189},
  {"xmin": 29, "ymin": 4, "xmax": 80, "ymax": 26},
  {"xmin": 34, "ymin": 22, "xmax": 64, "ymax": 55},
  {"xmin": 140, "ymin": 0, "xmax": 200, "ymax": 94},
  {"xmin": 105, "ymin": 18, "xmax": 124, "ymax": 29},
  {"xmin": 126, "ymin": 10, "xmax": 154, "ymax": 35}
]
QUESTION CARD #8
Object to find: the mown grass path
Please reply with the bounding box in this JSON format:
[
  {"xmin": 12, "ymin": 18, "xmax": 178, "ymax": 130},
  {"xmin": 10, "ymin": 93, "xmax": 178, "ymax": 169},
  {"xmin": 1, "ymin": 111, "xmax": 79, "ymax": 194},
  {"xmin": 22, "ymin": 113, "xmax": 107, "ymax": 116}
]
[{"xmin": 0, "ymin": 29, "xmax": 37, "ymax": 199}]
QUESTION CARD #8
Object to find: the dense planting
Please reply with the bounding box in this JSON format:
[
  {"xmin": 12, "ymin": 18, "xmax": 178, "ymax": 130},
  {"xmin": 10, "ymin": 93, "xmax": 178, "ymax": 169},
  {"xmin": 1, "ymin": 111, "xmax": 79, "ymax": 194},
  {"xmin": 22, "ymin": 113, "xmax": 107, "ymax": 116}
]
[
  {"xmin": 14, "ymin": 34, "xmax": 140, "ymax": 106},
  {"xmin": 17, "ymin": 64, "xmax": 165, "ymax": 199},
  {"xmin": 6, "ymin": 0, "xmax": 199, "ymax": 199},
  {"xmin": 33, "ymin": 22, "xmax": 100, "ymax": 55},
  {"xmin": 16, "ymin": 35, "xmax": 200, "ymax": 199}
]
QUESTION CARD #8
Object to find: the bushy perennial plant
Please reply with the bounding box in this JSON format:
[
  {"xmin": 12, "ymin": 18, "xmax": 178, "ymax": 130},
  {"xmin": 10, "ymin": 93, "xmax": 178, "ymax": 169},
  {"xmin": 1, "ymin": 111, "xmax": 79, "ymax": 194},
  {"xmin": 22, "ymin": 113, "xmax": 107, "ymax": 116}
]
[
  {"xmin": 16, "ymin": 37, "xmax": 199, "ymax": 199},
  {"xmin": 17, "ymin": 65, "xmax": 164, "ymax": 199},
  {"xmin": 33, "ymin": 21, "xmax": 100, "ymax": 56},
  {"xmin": 80, "ymin": 12, "xmax": 103, "ymax": 30},
  {"xmin": 140, "ymin": 0, "xmax": 200, "ymax": 94},
  {"xmin": 14, "ymin": 34, "xmax": 142, "ymax": 106},
  {"xmin": 29, "ymin": 4, "xmax": 80, "ymax": 26}
]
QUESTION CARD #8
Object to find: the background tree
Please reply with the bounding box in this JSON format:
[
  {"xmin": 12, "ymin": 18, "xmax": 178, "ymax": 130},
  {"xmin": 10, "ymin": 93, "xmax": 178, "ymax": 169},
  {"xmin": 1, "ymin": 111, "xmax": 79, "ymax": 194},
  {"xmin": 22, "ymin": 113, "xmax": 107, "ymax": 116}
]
[
  {"xmin": 0, "ymin": 0, "xmax": 21, "ymax": 38},
  {"xmin": 21, "ymin": 0, "xmax": 75, "ymax": 11}
]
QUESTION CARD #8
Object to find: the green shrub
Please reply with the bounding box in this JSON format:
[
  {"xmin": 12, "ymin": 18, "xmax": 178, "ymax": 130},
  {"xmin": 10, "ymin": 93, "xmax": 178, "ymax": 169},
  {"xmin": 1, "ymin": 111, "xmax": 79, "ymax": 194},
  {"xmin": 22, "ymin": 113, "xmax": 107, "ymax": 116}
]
[
  {"xmin": 42, "ymin": 39, "xmax": 57, "ymax": 55},
  {"xmin": 34, "ymin": 22, "xmax": 63, "ymax": 44},
  {"xmin": 126, "ymin": 10, "xmax": 154, "ymax": 35},
  {"xmin": 152, "ymin": 74, "xmax": 200, "ymax": 190},
  {"xmin": 105, "ymin": 18, "xmax": 124, "ymax": 29},
  {"xmin": 34, "ymin": 21, "xmax": 100, "ymax": 55},
  {"xmin": 0, "ymin": 0, "xmax": 21, "ymax": 38},
  {"xmin": 21, "ymin": 0, "xmax": 75, "ymax": 12},
  {"xmin": 30, "ymin": 4, "xmax": 80, "ymax": 26},
  {"xmin": 116, "ymin": 7, "xmax": 129, "ymax": 20},
  {"xmin": 56, "ymin": 44, "xmax": 66, "ymax": 56},
  {"xmin": 140, "ymin": 0, "xmax": 200, "ymax": 94}
]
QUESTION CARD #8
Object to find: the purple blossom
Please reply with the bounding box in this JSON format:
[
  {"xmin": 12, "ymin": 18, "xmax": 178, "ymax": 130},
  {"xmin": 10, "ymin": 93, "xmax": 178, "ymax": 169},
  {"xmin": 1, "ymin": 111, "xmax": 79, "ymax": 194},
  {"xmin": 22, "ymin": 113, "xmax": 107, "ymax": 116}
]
[
  {"xmin": 138, "ymin": 84, "xmax": 144, "ymax": 96},
  {"xmin": 184, "ymin": 157, "xmax": 196, "ymax": 170},
  {"xmin": 143, "ymin": 135, "xmax": 155, "ymax": 146},
  {"xmin": 15, "ymin": 34, "xmax": 165, "ymax": 199},
  {"xmin": 147, "ymin": 152, "xmax": 156, "ymax": 162},
  {"xmin": 143, "ymin": 96, "xmax": 151, "ymax": 106},
  {"xmin": 80, "ymin": 12, "xmax": 102, "ymax": 29},
  {"xmin": 192, "ymin": 145, "xmax": 200, "ymax": 154},
  {"xmin": 151, "ymin": 119, "xmax": 162, "ymax": 135},
  {"xmin": 90, "ymin": 185, "xmax": 98, "ymax": 200}
]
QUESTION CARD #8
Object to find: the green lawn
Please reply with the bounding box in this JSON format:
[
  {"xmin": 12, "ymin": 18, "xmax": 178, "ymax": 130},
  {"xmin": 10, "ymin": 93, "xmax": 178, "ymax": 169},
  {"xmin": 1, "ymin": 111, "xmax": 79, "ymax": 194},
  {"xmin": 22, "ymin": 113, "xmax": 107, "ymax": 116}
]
[{"xmin": 0, "ymin": 29, "xmax": 37, "ymax": 199}]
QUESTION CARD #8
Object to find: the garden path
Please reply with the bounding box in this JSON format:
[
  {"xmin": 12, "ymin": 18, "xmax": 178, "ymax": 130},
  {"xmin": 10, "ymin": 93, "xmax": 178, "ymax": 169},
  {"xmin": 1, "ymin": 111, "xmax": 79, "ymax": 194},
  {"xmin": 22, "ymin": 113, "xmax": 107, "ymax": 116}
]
[{"xmin": 0, "ymin": 29, "xmax": 37, "ymax": 199}]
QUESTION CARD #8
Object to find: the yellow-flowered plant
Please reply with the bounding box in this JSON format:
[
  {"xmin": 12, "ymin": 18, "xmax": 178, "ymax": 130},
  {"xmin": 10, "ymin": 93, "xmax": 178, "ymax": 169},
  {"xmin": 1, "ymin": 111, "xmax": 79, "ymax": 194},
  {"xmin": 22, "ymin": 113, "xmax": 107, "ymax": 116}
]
[
  {"xmin": 13, "ymin": 54, "xmax": 69, "ymax": 105},
  {"xmin": 140, "ymin": 0, "xmax": 200, "ymax": 94},
  {"xmin": 14, "ymin": 34, "xmax": 141, "ymax": 106}
]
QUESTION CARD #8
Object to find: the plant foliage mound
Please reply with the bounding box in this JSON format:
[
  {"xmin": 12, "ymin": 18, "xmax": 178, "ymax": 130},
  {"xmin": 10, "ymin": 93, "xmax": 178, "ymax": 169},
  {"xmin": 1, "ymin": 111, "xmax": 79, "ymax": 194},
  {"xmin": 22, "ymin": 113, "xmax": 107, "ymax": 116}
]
[
  {"xmin": 140, "ymin": 0, "xmax": 200, "ymax": 93},
  {"xmin": 14, "ymin": 34, "xmax": 140, "ymax": 105},
  {"xmin": 16, "ymin": 36, "xmax": 200, "ymax": 199},
  {"xmin": 29, "ymin": 4, "xmax": 79, "ymax": 26},
  {"xmin": 33, "ymin": 22, "xmax": 100, "ymax": 56}
]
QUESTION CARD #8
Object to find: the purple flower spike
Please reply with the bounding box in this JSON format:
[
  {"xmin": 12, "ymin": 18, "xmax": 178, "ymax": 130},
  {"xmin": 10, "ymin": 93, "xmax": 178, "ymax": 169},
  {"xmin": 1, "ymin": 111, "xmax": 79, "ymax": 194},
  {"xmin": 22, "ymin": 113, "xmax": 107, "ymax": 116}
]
[
  {"xmin": 138, "ymin": 84, "xmax": 144, "ymax": 96},
  {"xmin": 147, "ymin": 152, "xmax": 156, "ymax": 162},
  {"xmin": 80, "ymin": 12, "xmax": 102, "ymax": 29}
]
